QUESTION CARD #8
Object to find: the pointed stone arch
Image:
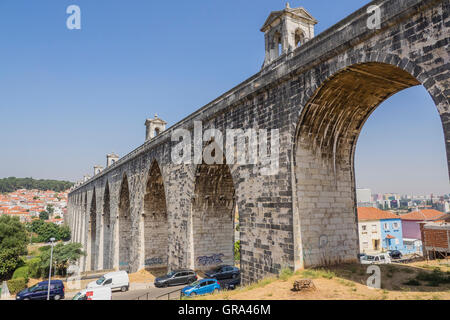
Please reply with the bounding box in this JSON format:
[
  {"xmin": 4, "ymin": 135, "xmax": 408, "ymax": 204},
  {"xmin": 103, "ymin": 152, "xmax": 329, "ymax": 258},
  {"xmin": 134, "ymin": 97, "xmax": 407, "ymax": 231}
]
[
  {"xmin": 89, "ymin": 188, "xmax": 98, "ymax": 270},
  {"xmin": 191, "ymin": 161, "xmax": 237, "ymax": 270},
  {"xmin": 103, "ymin": 181, "xmax": 112, "ymax": 270},
  {"xmin": 293, "ymin": 61, "xmax": 448, "ymax": 268},
  {"xmin": 142, "ymin": 160, "xmax": 168, "ymax": 269},
  {"xmin": 118, "ymin": 174, "xmax": 132, "ymax": 271}
]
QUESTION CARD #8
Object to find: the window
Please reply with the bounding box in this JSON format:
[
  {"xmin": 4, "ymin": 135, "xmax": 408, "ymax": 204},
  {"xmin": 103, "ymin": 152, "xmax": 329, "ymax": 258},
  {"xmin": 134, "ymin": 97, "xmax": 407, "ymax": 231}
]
[
  {"xmin": 104, "ymin": 279, "xmax": 112, "ymax": 285},
  {"xmin": 294, "ymin": 29, "xmax": 305, "ymax": 47},
  {"xmin": 384, "ymin": 223, "xmax": 389, "ymax": 230},
  {"xmin": 393, "ymin": 222, "xmax": 399, "ymax": 230},
  {"xmin": 362, "ymin": 242, "xmax": 369, "ymax": 248},
  {"xmin": 372, "ymin": 225, "xmax": 377, "ymax": 231},
  {"xmin": 362, "ymin": 225, "xmax": 367, "ymax": 231},
  {"xmin": 96, "ymin": 276, "xmax": 105, "ymax": 285}
]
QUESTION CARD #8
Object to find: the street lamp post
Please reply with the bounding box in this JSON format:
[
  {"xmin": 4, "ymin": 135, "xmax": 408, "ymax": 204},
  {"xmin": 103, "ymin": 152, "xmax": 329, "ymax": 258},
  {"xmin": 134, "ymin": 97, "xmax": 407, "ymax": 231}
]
[{"xmin": 47, "ymin": 237, "xmax": 56, "ymax": 301}]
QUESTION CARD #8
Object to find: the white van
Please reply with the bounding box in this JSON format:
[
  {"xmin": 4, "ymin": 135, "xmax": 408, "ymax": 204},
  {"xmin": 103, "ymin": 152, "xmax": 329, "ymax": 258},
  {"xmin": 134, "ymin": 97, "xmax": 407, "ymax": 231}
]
[
  {"xmin": 72, "ymin": 287, "xmax": 112, "ymax": 300},
  {"xmin": 360, "ymin": 253, "xmax": 392, "ymax": 265},
  {"xmin": 87, "ymin": 271, "xmax": 129, "ymax": 292}
]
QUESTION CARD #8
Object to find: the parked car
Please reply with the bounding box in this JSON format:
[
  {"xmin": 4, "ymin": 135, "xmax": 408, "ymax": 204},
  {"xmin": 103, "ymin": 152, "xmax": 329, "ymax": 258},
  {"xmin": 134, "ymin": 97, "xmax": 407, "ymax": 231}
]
[
  {"xmin": 204, "ymin": 265, "xmax": 240, "ymax": 280},
  {"xmin": 181, "ymin": 279, "xmax": 221, "ymax": 297},
  {"xmin": 221, "ymin": 276, "xmax": 241, "ymax": 290},
  {"xmin": 387, "ymin": 250, "xmax": 403, "ymax": 259},
  {"xmin": 72, "ymin": 287, "xmax": 112, "ymax": 300},
  {"xmin": 87, "ymin": 271, "xmax": 129, "ymax": 292},
  {"xmin": 154, "ymin": 269, "xmax": 197, "ymax": 288},
  {"xmin": 357, "ymin": 253, "xmax": 367, "ymax": 260},
  {"xmin": 360, "ymin": 253, "xmax": 391, "ymax": 265},
  {"xmin": 16, "ymin": 280, "xmax": 65, "ymax": 300}
]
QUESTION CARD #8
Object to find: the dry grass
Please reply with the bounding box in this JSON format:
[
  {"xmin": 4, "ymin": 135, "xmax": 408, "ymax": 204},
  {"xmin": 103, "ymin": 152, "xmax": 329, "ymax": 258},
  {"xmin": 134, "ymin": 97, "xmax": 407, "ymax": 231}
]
[{"xmin": 193, "ymin": 261, "xmax": 450, "ymax": 300}]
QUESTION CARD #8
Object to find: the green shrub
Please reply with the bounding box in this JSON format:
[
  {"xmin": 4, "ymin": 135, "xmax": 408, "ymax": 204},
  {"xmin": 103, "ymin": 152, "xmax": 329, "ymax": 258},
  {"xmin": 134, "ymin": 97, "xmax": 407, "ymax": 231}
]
[
  {"xmin": 12, "ymin": 266, "xmax": 29, "ymax": 281},
  {"xmin": 279, "ymin": 267, "xmax": 293, "ymax": 281},
  {"xmin": 299, "ymin": 269, "xmax": 335, "ymax": 279},
  {"xmin": 234, "ymin": 241, "xmax": 240, "ymax": 261},
  {"xmin": 27, "ymin": 258, "xmax": 42, "ymax": 279},
  {"xmin": 416, "ymin": 269, "xmax": 450, "ymax": 286},
  {"xmin": 7, "ymin": 278, "xmax": 27, "ymax": 295},
  {"xmin": 403, "ymin": 279, "xmax": 421, "ymax": 286}
]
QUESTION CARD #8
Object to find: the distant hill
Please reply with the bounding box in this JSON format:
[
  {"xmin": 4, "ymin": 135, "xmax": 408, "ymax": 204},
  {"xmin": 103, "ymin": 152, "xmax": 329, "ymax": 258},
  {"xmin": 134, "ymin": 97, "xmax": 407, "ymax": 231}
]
[{"xmin": 0, "ymin": 177, "xmax": 74, "ymax": 193}]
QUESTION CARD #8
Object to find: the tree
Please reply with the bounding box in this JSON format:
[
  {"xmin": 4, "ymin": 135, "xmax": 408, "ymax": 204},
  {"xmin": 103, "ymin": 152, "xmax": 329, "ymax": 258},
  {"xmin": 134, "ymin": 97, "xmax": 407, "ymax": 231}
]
[
  {"xmin": 57, "ymin": 225, "xmax": 71, "ymax": 242},
  {"xmin": 39, "ymin": 211, "xmax": 49, "ymax": 221},
  {"xmin": 0, "ymin": 216, "xmax": 28, "ymax": 280},
  {"xmin": 27, "ymin": 219, "xmax": 71, "ymax": 242},
  {"xmin": 39, "ymin": 243, "xmax": 85, "ymax": 276},
  {"xmin": 0, "ymin": 248, "xmax": 23, "ymax": 281},
  {"xmin": 0, "ymin": 215, "xmax": 28, "ymax": 254},
  {"xmin": 0, "ymin": 177, "xmax": 74, "ymax": 193},
  {"xmin": 46, "ymin": 204, "xmax": 54, "ymax": 215}
]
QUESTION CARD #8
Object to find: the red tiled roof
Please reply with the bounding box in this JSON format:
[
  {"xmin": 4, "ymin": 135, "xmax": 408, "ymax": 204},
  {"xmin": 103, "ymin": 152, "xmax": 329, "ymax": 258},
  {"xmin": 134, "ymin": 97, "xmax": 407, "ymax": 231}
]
[
  {"xmin": 358, "ymin": 207, "xmax": 399, "ymax": 221},
  {"xmin": 400, "ymin": 209, "xmax": 445, "ymax": 221}
]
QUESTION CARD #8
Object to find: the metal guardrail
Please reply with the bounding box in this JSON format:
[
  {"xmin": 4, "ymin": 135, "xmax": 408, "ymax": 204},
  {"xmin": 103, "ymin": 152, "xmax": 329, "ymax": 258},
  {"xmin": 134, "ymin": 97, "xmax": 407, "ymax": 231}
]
[{"xmin": 135, "ymin": 288, "xmax": 182, "ymax": 301}]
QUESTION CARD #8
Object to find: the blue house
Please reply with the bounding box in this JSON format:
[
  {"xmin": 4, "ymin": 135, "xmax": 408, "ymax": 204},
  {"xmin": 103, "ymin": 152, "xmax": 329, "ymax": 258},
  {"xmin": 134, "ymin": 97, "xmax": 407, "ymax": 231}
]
[{"xmin": 380, "ymin": 218, "xmax": 405, "ymax": 252}]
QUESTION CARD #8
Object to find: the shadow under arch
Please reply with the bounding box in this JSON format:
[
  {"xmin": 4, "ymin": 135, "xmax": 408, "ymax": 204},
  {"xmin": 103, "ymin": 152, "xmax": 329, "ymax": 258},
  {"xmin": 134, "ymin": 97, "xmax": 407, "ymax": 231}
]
[
  {"xmin": 103, "ymin": 181, "xmax": 112, "ymax": 270},
  {"xmin": 191, "ymin": 160, "xmax": 237, "ymax": 271},
  {"xmin": 142, "ymin": 160, "xmax": 169, "ymax": 269},
  {"xmin": 293, "ymin": 61, "xmax": 449, "ymax": 268},
  {"xmin": 118, "ymin": 174, "xmax": 132, "ymax": 272},
  {"xmin": 89, "ymin": 188, "xmax": 98, "ymax": 271}
]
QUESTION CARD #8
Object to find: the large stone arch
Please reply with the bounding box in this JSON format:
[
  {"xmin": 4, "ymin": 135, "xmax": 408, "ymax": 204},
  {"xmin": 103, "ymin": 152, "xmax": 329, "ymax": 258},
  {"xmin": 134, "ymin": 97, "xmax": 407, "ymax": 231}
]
[
  {"xmin": 81, "ymin": 192, "xmax": 88, "ymax": 272},
  {"xmin": 89, "ymin": 188, "xmax": 98, "ymax": 271},
  {"xmin": 293, "ymin": 59, "xmax": 449, "ymax": 268},
  {"xmin": 103, "ymin": 181, "xmax": 112, "ymax": 270},
  {"xmin": 118, "ymin": 174, "xmax": 132, "ymax": 271},
  {"xmin": 141, "ymin": 160, "xmax": 169, "ymax": 269},
  {"xmin": 191, "ymin": 161, "xmax": 237, "ymax": 270}
]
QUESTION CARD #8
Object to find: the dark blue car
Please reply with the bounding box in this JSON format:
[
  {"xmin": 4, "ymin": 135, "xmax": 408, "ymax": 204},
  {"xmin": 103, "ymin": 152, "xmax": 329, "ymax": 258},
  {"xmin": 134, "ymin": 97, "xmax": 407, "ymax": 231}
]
[
  {"xmin": 16, "ymin": 280, "xmax": 65, "ymax": 300},
  {"xmin": 181, "ymin": 279, "xmax": 221, "ymax": 297},
  {"xmin": 204, "ymin": 265, "xmax": 240, "ymax": 280}
]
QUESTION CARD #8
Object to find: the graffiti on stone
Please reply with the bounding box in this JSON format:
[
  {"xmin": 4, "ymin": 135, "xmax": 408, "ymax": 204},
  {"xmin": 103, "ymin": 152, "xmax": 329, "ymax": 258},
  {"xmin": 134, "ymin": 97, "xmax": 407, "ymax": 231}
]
[
  {"xmin": 145, "ymin": 257, "xmax": 165, "ymax": 266},
  {"xmin": 197, "ymin": 253, "xmax": 224, "ymax": 266}
]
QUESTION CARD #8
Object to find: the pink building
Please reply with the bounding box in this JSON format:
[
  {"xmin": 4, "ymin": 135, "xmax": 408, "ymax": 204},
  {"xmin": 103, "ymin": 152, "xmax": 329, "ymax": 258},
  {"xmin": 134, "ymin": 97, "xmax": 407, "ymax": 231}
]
[{"xmin": 401, "ymin": 209, "xmax": 447, "ymax": 240}]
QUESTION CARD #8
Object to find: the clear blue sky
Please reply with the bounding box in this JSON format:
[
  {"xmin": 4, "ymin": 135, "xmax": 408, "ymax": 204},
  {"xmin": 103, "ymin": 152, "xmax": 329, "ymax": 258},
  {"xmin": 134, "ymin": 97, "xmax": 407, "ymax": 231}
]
[{"xmin": 0, "ymin": 0, "xmax": 448, "ymax": 195}]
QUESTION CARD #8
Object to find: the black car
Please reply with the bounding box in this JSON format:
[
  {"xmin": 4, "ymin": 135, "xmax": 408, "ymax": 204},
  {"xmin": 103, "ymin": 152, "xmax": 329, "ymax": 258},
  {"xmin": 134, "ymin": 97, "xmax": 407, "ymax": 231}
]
[
  {"xmin": 221, "ymin": 276, "xmax": 241, "ymax": 290},
  {"xmin": 154, "ymin": 269, "xmax": 197, "ymax": 288},
  {"xmin": 388, "ymin": 250, "xmax": 403, "ymax": 259},
  {"xmin": 204, "ymin": 265, "xmax": 240, "ymax": 280}
]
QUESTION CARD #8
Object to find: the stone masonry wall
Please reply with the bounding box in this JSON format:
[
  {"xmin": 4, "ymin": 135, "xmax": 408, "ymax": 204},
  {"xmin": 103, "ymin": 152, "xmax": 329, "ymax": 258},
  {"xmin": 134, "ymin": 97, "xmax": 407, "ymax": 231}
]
[{"xmin": 67, "ymin": 0, "xmax": 449, "ymax": 283}]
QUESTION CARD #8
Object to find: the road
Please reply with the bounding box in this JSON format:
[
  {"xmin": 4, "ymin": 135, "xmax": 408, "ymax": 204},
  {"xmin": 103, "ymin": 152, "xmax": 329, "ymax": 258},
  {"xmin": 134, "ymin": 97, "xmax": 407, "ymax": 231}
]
[
  {"xmin": 65, "ymin": 284, "xmax": 185, "ymax": 300},
  {"xmin": 112, "ymin": 285, "xmax": 185, "ymax": 300}
]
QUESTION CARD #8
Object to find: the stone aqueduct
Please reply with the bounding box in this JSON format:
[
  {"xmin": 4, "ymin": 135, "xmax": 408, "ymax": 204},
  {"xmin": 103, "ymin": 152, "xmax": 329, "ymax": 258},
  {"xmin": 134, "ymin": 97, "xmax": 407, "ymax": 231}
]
[{"xmin": 67, "ymin": 0, "xmax": 449, "ymax": 283}]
